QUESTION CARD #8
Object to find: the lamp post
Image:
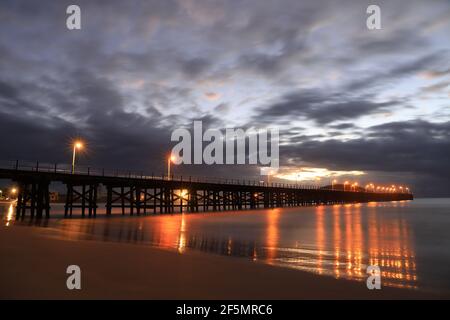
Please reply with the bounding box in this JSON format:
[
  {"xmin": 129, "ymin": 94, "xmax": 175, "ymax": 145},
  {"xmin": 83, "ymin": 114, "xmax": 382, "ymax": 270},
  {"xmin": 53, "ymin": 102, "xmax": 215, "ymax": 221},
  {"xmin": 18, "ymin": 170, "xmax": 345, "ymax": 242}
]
[
  {"xmin": 71, "ymin": 141, "xmax": 83, "ymax": 174},
  {"xmin": 167, "ymin": 154, "xmax": 176, "ymax": 180},
  {"xmin": 10, "ymin": 187, "xmax": 17, "ymax": 200}
]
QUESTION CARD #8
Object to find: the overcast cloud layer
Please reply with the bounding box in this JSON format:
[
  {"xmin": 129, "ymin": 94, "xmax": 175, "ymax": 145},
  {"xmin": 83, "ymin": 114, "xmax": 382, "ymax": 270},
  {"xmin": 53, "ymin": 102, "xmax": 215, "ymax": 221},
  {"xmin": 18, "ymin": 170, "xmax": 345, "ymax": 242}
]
[{"xmin": 0, "ymin": 0, "xmax": 449, "ymax": 196}]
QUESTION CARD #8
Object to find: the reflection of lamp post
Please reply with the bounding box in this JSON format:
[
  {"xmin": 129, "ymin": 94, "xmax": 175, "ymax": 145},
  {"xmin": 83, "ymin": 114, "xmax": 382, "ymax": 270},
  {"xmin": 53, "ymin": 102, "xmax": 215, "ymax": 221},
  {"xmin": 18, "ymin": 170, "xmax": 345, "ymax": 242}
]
[{"xmin": 71, "ymin": 141, "xmax": 83, "ymax": 174}]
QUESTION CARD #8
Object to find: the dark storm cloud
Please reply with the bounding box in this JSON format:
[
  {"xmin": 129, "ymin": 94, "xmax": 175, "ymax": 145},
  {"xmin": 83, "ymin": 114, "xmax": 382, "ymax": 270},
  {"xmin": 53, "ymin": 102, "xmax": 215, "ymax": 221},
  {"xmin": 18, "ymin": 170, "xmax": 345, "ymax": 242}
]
[
  {"xmin": 181, "ymin": 57, "xmax": 211, "ymax": 78},
  {"xmin": 344, "ymin": 51, "xmax": 449, "ymax": 92},
  {"xmin": 237, "ymin": 31, "xmax": 307, "ymax": 75},
  {"xmin": 0, "ymin": 81, "xmax": 18, "ymax": 100},
  {"xmin": 328, "ymin": 123, "xmax": 357, "ymax": 130},
  {"xmin": 286, "ymin": 120, "xmax": 450, "ymax": 175},
  {"xmin": 0, "ymin": 68, "xmax": 172, "ymax": 171},
  {"xmin": 253, "ymin": 91, "xmax": 397, "ymax": 125},
  {"xmin": 281, "ymin": 120, "xmax": 450, "ymax": 196},
  {"xmin": 356, "ymin": 29, "xmax": 426, "ymax": 55}
]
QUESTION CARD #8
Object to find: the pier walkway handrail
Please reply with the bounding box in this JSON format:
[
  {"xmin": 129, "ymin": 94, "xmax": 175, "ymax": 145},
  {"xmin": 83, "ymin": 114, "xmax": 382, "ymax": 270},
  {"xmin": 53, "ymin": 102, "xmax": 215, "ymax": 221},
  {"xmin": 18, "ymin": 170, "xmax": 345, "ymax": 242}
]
[{"xmin": 0, "ymin": 159, "xmax": 412, "ymax": 194}]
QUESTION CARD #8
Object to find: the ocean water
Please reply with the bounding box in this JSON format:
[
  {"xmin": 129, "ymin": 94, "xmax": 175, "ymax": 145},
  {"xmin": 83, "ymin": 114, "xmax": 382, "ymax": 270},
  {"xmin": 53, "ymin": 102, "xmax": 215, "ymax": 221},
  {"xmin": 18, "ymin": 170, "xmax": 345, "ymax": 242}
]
[{"xmin": 1, "ymin": 198, "xmax": 450, "ymax": 294}]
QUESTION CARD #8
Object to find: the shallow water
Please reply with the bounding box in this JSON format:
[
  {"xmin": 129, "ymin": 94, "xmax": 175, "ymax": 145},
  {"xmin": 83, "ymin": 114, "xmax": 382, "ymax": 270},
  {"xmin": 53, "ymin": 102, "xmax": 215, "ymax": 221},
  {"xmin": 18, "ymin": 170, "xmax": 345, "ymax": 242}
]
[{"xmin": 1, "ymin": 198, "xmax": 450, "ymax": 294}]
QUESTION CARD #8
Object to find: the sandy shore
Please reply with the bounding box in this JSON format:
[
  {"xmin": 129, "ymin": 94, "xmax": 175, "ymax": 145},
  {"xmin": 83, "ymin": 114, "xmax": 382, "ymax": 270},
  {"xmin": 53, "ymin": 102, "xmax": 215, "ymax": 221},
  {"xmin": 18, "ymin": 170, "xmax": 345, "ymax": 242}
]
[{"xmin": 0, "ymin": 225, "xmax": 443, "ymax": 299}]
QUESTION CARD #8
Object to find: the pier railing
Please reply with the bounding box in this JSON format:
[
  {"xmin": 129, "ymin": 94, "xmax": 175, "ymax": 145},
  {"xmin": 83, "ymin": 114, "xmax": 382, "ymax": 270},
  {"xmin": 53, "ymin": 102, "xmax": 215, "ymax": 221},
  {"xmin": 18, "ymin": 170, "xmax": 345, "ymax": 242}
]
[
  {"xmin": 0, "ymin": 159, "xmax": 411, "ymax": 193},
  {"xmin": 1, "ymin": 159, "xmax": 413, "ymax": 219}
]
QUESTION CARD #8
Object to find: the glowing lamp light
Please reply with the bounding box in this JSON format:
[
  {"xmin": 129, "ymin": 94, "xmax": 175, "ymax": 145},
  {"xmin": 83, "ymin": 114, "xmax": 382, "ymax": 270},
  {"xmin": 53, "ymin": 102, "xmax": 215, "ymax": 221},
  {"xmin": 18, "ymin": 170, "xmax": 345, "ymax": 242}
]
[
  {"xmin": 71, "ymin": 139, "xmax": 85, "ymax": 174},
  {"xmin": 74, "ymin": 141, "xmax": 83, "ymax": 149},
  {"xmin": 167, "ymin": 154, "xmax": 177, "ymax": 180}
]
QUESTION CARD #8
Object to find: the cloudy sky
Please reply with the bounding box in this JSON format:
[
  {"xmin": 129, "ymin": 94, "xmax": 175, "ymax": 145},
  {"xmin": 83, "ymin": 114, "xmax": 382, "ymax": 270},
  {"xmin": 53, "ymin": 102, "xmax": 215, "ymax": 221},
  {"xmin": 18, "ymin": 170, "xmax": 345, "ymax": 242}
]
[{"xmin": 0, "ymin": 0, "xmax": 449, "ymax": 196}]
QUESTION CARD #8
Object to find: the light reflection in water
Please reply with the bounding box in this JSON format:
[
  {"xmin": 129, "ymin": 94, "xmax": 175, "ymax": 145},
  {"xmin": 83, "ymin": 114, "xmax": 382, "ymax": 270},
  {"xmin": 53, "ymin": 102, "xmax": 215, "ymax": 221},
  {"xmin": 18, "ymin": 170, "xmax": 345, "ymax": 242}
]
[
  {"xmin": 178, "ymin": 213, "xmax": 187, "ymax": 253},
  {"xmin": 1, "ymin": 201, "xmax": 418, "ymax": 289},
  {"xmin": 5, "ymin": 203, "xmax": 14, "ymax": 226},
  {"xmin": 333, "ymin": 205, "xmax": 341, "ymax": 279},
  {"xmin": 316, "ymin": 205, "xmax": 324, "ymax": 274},
  {"xmin": 265, "ymin": 208, "xmax": 279, "ymax": 264}
]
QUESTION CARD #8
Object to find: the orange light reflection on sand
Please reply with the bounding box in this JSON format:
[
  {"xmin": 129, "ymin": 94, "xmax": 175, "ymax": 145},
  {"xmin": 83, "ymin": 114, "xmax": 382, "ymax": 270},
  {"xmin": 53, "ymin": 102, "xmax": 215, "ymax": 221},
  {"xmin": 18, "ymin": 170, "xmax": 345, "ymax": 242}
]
[
  {"xmin": 316, "ymin": 205, "xmax": 325, "ymax": 274},
  {"xmin": 266, "ymin": 208, "xmax": 280, "ymax": 263}
]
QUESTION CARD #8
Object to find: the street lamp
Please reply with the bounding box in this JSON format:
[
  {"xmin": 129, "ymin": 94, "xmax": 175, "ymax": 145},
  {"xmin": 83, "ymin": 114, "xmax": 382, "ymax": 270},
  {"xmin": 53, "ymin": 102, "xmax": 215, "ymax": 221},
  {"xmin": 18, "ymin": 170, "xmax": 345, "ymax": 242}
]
[
  {"xmin": 332, "ymin": 179, "xmax": 337, "ymax": 190},
  {"xmin": 71, "ymin": 141, "xmax": 83, "ymax": 174},
  {"xmin": 167, "ymin": 154, "xmax": 176, "ymax": 180},
  {"xmin": 10, "ymin": 187, "xmax": 17, "ymax": 199}
]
